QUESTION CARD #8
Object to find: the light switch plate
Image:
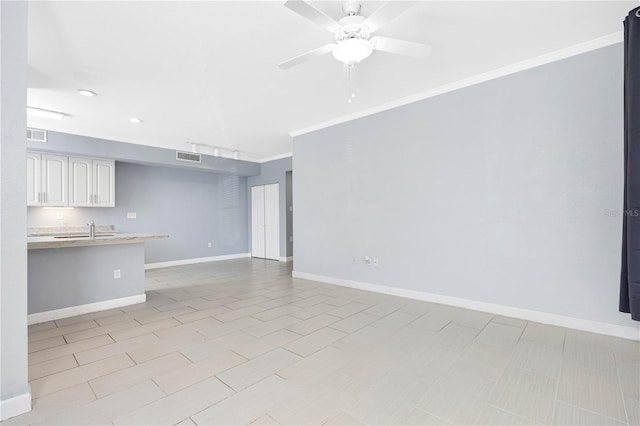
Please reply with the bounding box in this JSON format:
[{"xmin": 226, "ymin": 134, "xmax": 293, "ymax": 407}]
[{"xmin": 127, "ymin": 212, "xmax": 137, "ymax": 219}]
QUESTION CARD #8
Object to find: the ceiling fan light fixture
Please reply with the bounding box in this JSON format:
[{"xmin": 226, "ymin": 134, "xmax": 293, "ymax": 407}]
[{"xmin": 332, "ymin": 38, "xmax": 372, "ymax": 65}]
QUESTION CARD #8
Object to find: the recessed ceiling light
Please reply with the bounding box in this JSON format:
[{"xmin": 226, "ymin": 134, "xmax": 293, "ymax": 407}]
[
  {"xmin": 77, "ymin": 89, "xmax": 97, "ymax": 97},
  {"xmin": 26, "ymin": 106, "xmax": 65, "ymax": 120},
  {"xmin": 129, "ymin": 118, "xmax": 142, "ymax": 124}
]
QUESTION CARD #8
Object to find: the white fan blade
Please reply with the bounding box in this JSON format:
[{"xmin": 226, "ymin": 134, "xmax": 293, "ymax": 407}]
[
  {"xmin": 370, "ymin": 36, "xmax": 431, "ymax": 58},
  {"xmin": 279, "ymin": 43, "xmax": 336, "ymax": 69},
  {"xmin": 284, "ymin": 1, "xmax": 341, "ymax": 33},
  {"xmin": 364, "ymin": 1, "xmax": 415, "ymax": 32}
]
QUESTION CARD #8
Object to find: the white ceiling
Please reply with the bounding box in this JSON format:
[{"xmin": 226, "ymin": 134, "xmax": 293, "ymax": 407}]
[{"xmin": 27, "ymin": 1, "xmax": 635, "ymax": 162}]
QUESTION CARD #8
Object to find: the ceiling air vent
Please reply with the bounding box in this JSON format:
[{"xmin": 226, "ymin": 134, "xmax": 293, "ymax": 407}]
[
  {"xmin": 27, "ymin": 128, "xmax": 47, "ymax": 142},
  {"xmin": 176, "ymin": 151, "xmax": 201, "ymax": 163}
]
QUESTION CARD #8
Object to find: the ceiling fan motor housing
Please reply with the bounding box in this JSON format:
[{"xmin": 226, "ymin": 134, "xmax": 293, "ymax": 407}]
[
  {"xmin": 342, "ymin": 1, "xmax": 361, "ymax": 16},
  {"xmin": 335, "ymin": 15, "xmax": 371, "ymax": 43}
]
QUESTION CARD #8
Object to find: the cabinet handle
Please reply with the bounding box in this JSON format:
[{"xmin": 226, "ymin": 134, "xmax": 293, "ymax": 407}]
[
  {"xmin": 37, "ymin": 192, "xmax": 41, "ymax": 203},
  {"xmin": 43, "ymin": 192, "xmax": 46, "ymax": 203}
]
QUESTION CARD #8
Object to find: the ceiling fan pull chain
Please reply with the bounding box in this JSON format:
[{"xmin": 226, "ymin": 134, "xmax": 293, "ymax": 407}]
[{"xmin": 348, "ymin": 64, "xmax": 357, "ymax": 103}]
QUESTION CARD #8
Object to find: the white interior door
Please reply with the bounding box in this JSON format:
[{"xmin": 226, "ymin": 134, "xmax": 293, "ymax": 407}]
[
  {"xmin": 264, "ymin": 184, "xmax": 280, "ymax": 260},
  {"xmin": 251, "ymin": 185, "xmax": 266, "ymax": 258},
  {"xmin": 251, "ymin": 184, "xmax": 280, "ymax": 260}
]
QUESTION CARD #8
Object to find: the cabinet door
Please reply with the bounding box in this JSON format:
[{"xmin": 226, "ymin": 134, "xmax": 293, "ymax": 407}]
[
  {"xmin": 93, "ymin": 160, "xmax": 115, "ymax": 207},
  {"xmin": 41, "ymin": 154, "xmax": 68, "ymax": 206},
  {"xmin": 68, "ymin": 157, "xmax": 93, "ymax": 207},
  {"xmin": 26, "ymin": 152, "xmax": 41, "ymax": 206}
]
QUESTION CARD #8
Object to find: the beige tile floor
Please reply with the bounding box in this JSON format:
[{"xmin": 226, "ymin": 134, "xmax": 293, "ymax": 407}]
[{"xmin": 5, "ymin": 258, "xmax": 640, "ymax": 425}]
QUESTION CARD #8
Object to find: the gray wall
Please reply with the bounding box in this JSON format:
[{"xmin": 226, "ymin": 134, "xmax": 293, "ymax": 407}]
[
  {"xmin": 28, "ymin": 243, "xmax": 145, "ymax": 314},
  {"xmin": 247, "ymin": 157, "xmax": 293, "ymax": 258},
  {"xmin": 29, "ymin": 131, "xmax": 260, "ymax": 176},
  {"xmin": 28, "ymin": 162, "xmax": 249, "ymax": 263},
  {"xmin": 293, "ymin": 44, "xmax": 638, "ymax": 329},
  {"xmin": 0, "ymin": 0, "xmax": 30, "ymax": 417}
]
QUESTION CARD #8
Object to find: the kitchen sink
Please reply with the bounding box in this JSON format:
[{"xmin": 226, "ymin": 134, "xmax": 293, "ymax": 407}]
[{"xmin": 53, "ymin": 233, "xmax": 116, "ymax": 239}]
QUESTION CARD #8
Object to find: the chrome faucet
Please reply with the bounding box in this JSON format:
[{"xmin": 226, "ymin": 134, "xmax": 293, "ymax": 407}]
[{"xmin": 88, "ymin": 220, "xmax": 96, "ymax": 239}]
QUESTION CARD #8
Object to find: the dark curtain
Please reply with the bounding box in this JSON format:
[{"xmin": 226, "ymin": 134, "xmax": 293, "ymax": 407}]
[{"xmin": 621, "ymin": 6, "xmax": 640, "ymax": 321}]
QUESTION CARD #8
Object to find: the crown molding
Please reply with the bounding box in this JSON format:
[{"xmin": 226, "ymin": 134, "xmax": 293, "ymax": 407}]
[
  {"xmin": 289, "ymin": 31, "xmax": 623, "ymax": 138},
  {"xmin": 258, "ymin": 152, "xmax": 293, "ymax": 163}
]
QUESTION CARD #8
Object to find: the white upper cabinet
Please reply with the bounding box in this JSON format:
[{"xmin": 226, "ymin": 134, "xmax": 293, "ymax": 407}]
[
  {"xmin": 28, "ymin": 152, "xmax": 115, "ymax": 208},
  {"xmin": 26, "ymin": 152, "xmax": 41, "ymax": 206},
  {"xmin": 41, "ymin": 154, "xmax": 68, "ymax": 206},
  {"xmin": 92, "ymin": 160, "xmax": 115, "ymax": 207},
  {"xmin": 69, "ymin": 157, "xmax": 115, "ymax": 207},
  {"xmin": 27, "ymin": 153, "xmax": 68, "ymax": 207},
  {"xmin": 68, "ymin": 157, "xmax": 93, "ymax": 207}
]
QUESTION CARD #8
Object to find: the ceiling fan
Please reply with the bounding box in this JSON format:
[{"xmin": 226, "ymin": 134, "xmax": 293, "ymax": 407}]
[{"xmin": 279, "ymin": 0, "xmax": 431, "ymax": 69}]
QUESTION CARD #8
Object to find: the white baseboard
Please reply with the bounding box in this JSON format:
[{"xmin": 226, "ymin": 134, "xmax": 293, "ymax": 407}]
[
  {"xmin": 0, "ymin": 390, "xmax": 31, "ymax": 421},
  {"xmin": 27, "ymin": 294, "xmax": 146, "ymax": 325},
  {"xmin": 292, "ymin": 271, "xmax": 640, "ymax": 341},
  {"xmin": 145, "ymin": 253, "xmax": 251, "ymax": 270},
  {"xmin": 279, "ymin": 256, "xmax": 293, "ymax": 262}
]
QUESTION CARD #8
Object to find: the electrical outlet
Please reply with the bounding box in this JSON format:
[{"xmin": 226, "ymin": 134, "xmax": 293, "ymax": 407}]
[
  {"xmin": 364, "ymin": 256, "xmax": 372, "ymax": 265},
  {"xmin": 373, "ymin": 257, "xmax": 379, "ymax": 266},
  {"xmin": 289, "ymin": 235, "xmax": 293, "ymax": 243},
  {"xmin": 56, "ymin": 212, "xmax": 64, "ymax": 220},
  {"xmin": 113, "ymin": 269, "xmax": 121, "ymax": 279},
  {"xmin": 207, "ymin": 242, "xmax": 212, "ymax": 248},
  {"xmin": 127, "ymin": 212, "xmax": 137, "ymax": 219}
]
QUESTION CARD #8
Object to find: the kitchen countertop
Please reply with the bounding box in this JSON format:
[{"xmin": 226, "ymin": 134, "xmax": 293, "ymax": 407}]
[{"xmin": 27, "ymin": 233, "xmax": 169, "ymax": 250}]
